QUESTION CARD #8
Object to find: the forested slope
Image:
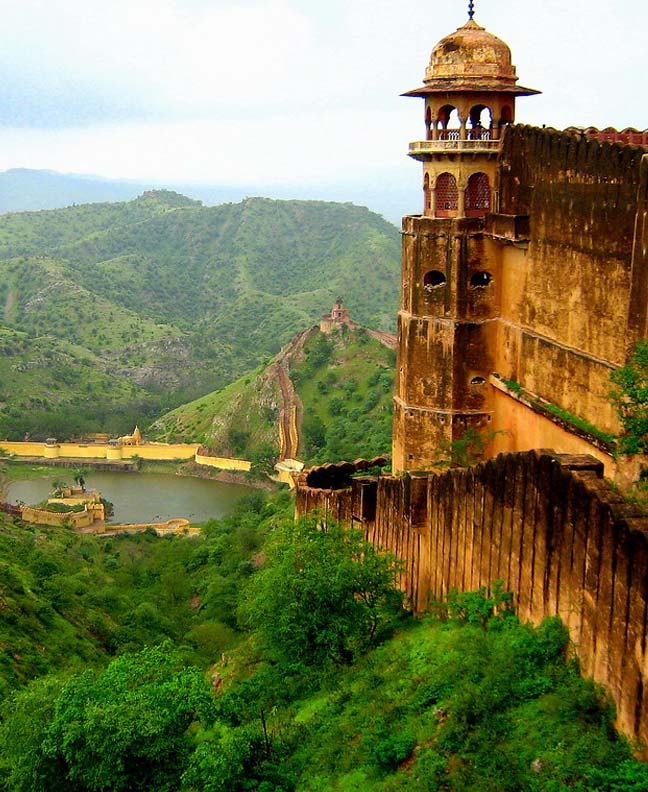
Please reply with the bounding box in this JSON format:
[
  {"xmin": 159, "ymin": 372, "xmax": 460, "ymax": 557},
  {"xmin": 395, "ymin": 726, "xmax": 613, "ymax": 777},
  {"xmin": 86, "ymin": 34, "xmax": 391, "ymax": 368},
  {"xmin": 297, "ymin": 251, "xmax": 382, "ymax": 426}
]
[
  {"xmin": 0, "ymin": 193, "xmax": 400, "ymax": 439},
  {"xmin": 1, "ymin": 496, "xmax": 647, "ymax": 792},
  {"xmin": 152, "ymin": 326, "xmax": 396, "ymax": 465}
]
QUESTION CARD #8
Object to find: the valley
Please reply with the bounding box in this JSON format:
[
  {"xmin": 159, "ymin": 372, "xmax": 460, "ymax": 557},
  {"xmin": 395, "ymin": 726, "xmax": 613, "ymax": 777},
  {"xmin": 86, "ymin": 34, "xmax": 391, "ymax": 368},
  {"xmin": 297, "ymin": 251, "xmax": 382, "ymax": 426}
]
[
  {"xmin": 152, "ymin": 323, "xmax": 396, "ymax": 466},
  {"xmin": 0, "ymin": 192, "xmax": 400, "ymax": 442}
]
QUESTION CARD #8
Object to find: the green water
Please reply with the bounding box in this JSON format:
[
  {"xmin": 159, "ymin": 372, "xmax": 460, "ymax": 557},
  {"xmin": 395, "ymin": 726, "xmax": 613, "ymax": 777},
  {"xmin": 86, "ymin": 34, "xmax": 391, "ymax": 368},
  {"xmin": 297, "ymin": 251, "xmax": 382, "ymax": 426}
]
[{"xmin": 6, "ymin": 471, "xmax": 254, "ymax": 524}]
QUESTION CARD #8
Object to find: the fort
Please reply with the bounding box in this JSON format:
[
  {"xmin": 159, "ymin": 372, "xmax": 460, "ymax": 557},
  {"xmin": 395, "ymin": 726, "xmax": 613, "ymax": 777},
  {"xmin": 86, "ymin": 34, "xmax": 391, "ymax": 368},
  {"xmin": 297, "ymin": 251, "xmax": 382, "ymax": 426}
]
[
  {"xmin": 0, "ymin": 430, "xmax": 252, "ymax": 472},
  {"xmin": 295, "ymin": 7, "xmax": 648, "ymax": 751}
]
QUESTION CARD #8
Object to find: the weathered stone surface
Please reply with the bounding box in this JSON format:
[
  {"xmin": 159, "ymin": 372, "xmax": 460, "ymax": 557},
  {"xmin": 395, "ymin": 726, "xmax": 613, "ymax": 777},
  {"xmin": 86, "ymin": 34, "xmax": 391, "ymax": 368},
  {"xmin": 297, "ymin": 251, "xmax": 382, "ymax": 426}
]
[
  {"xmin": 295, "ymin": 450, "xmax": 648, "ymax": 752},
  {"xmin": 394, "ymin": 125, "xmax": 648, "ymax": 475}
]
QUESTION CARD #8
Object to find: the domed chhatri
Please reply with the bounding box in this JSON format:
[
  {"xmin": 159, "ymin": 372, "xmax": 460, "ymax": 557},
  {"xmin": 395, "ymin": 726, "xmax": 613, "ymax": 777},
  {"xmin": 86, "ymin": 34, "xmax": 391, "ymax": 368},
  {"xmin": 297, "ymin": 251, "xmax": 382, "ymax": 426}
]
[
  {"xmin": 404, "ymin": 15, "xmax": 539, "ymax": 99},
  {"xmin": 426, "ymin": 20, "xmax": 516, "ymax": 85},
  {"xmin": 403, "ymin": 10, "xmax": 540, "ymax": 217}
]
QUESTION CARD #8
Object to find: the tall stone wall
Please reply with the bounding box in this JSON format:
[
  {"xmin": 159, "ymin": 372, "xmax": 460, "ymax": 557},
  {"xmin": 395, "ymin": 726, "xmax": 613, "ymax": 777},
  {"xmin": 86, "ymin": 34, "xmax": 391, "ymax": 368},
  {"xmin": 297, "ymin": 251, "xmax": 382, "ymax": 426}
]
[
  {"xmin": 295, "ymin": 451, "xmax": 648, "ymax": 750},
  {"xmin": 492, "ymin": 126, "xmax": 648, "ymax": 440}
]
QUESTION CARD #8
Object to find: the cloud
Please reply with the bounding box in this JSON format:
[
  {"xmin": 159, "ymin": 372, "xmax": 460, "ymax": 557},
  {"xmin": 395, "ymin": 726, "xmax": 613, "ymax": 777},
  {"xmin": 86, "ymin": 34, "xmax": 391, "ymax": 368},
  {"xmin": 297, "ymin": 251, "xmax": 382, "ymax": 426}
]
[
  {"xmin": 0, "ymin": 106, "xmax": 413, "ymax": 183},
  {"xmin": 0, "ymin": 0, "xmax": 318, "ymax": 126},
  {"xmin": 0, "ymin": 0, "xmax": 645, "ymax": 189}
]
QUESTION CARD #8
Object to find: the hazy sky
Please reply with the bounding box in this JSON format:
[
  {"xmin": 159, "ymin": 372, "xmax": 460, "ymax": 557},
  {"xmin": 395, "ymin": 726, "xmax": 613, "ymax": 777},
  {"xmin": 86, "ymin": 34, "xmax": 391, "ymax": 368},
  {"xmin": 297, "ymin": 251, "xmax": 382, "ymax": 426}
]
[{"xmin": 0, "ymin": 0, "xmax": 645, "ymax": 194}]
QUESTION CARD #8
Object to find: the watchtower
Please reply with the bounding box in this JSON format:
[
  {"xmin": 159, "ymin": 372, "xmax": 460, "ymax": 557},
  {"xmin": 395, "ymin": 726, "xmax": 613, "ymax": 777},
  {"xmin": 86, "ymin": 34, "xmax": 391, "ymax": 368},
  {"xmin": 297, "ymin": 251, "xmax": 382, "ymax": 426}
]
[{"xmin": 392, "ymin": 3, "xmax": 539, "ymax": 472}]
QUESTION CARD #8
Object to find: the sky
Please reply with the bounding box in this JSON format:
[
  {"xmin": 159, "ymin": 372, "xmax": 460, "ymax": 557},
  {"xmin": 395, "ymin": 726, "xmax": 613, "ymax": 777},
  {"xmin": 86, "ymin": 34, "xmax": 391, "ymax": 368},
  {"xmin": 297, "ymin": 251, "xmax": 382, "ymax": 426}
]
[{"xmin": 0, "ymin": 0, "xmax": 646, "ymax": 212}]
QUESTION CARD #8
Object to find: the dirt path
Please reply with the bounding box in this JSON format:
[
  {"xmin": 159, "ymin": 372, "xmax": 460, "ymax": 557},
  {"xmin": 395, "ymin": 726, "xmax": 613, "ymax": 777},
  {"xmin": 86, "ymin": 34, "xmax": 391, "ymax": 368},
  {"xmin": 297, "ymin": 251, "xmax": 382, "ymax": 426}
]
[
  {"xmin": 275, "ymin": 328, "xmax": 313, "ymax": 461},
  {"xmin": 4, "ymin": 289, "xmax": 16, "ymax": 323}
]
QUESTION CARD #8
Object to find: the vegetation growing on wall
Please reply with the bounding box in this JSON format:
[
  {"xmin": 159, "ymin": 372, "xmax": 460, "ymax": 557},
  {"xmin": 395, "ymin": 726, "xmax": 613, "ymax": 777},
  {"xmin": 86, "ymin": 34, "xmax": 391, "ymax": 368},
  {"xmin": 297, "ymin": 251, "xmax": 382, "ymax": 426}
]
[{"xmin": 610, "ymin": 340, "xmax": 648, "ymax": 456}]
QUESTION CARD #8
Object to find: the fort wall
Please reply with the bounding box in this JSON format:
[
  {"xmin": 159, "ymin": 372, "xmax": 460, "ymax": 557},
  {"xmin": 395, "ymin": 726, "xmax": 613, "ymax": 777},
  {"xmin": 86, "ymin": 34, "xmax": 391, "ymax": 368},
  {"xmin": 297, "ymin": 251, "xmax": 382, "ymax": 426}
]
[
  {"xmin": 488, "ymin": 379, "xmax": 614, "ymax": 475},
  {"xmin": 493, "ymin": 126, "xmax": 648, "ymax": 438},
  {"xmin": 194, "ymin": 452, "xmax": 251, "ymax": 472},
  {"xmin": 0, "ymin": 441, "xmax": 251, "ymax": 471},
  {"xmin": 20, "ymin": 503, "xmax": 103, "ymax": 529},
  {"xmin": 296, "ymin": 451, "xmax": 648, "ymax": 750}
]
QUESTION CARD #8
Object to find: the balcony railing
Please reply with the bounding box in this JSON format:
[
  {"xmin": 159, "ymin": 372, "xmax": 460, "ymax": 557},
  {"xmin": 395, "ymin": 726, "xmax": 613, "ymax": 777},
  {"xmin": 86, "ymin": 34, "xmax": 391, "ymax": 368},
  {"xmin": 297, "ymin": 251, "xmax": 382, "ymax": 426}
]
[{"xmin": 409, "ymin": 139, "xmax": 501, "ymax": 154}]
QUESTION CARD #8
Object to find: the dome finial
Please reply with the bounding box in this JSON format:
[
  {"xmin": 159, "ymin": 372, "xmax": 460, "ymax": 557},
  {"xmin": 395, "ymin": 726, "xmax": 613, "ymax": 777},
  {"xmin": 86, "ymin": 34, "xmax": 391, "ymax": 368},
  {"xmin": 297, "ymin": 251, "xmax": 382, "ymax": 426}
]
[{"xmin": 468, "ymin": 0, "xmax": 475, "ymax": 20}]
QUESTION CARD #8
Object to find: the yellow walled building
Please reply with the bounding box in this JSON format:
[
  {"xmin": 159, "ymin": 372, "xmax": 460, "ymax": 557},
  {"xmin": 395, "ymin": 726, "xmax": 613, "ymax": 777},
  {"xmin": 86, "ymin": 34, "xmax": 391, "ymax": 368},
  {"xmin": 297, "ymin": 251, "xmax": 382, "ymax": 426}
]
[{"xmin": 1, "ymin": 431, "xmax": 250, "ymax": 472}]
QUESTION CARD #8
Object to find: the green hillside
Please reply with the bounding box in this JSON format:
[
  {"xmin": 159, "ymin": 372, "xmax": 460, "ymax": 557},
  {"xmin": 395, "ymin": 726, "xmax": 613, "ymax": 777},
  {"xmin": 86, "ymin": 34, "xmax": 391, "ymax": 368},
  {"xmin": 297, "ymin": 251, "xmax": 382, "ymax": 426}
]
[
  {"xmin": 0, "ymin": 194, "xmax": 400, "ymax": 440},
  {"xmin": 152, "ymin": 326, "xmax": 396, "ymax": 465},
  {"xmin": 0, "ymin": 486, "xmax": 282, "ymax": 696},
  {"xmin": 1, "ymin": 496, "xmax": 646, "ymax": 792},
  {"xmin": 294, "ymin": 328, "xmax": 395, "ymax": 464}
]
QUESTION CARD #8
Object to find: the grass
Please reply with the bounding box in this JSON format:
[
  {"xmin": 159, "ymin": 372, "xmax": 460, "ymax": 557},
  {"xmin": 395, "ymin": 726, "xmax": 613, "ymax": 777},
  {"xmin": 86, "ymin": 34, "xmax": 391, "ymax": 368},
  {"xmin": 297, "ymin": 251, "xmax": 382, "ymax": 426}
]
[
  {"xmin": 500, "ymin": 377, "xmax": 615, "ymax": 446},
  {"xmin": 214, "ymin": 599, "xmax": 648, "ymax": 791}
]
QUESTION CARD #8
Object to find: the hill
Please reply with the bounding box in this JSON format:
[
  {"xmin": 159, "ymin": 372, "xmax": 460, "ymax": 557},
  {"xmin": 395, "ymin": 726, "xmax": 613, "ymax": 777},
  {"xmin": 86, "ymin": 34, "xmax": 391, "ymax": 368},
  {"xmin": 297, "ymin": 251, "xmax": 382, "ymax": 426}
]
[
  {"xmin": 151, "ymin": 325, "xmax": 396, "ymax": 465},
  {"xmin": 1, "ymin": 494, "xmax": 647, "ymax": 791},
  {"xmin": 0, "ymin": 194, "xmax": 400, "ymax": 439},
  {"xmin": 0, "ymin": 168, "xmax": 410, "ymax": 224}
]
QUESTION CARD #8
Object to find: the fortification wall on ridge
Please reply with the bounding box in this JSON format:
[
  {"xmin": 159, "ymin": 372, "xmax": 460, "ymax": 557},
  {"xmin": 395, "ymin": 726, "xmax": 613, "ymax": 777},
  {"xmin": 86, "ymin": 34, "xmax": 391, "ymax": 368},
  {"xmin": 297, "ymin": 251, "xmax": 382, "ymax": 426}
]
[{"xmin": 295, "ymin": 451, "xmax": 648, "ymax": 751}]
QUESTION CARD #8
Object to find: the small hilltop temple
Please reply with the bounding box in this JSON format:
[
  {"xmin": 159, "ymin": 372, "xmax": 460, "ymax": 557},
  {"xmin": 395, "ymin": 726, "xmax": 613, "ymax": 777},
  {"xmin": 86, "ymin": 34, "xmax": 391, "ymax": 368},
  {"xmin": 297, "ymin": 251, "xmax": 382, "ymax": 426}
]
[{"xmin": 319, "ymin": 298, "xmax": 357, "ymax": 334}]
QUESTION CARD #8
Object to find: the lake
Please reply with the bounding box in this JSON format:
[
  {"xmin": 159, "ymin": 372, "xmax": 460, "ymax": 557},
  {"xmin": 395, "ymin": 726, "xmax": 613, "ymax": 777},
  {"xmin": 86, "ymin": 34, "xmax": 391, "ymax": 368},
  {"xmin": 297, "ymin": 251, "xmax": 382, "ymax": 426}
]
[{"xmin": 6, "ymin": 471, "xmax": 254, "ymax": 524}]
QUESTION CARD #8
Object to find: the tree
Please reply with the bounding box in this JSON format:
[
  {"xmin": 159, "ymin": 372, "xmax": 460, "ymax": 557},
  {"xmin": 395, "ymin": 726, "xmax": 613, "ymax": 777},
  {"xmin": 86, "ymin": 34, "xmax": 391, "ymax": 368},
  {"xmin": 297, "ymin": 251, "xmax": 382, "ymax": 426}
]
[
  {"xmin": 609, "ymin": 340, "xmax": 648, "ymax": 455},
  {"xmin": 239, "ymin": 518, "xmax": 405, "ymax": 667},
  {"xmin": 0, "ymin": 646, "xmax": 216, "ymax": 792},
  {"xmin": 250, "ymin": 442, "xmax": 278, "ymax": 477},
  {"xmin": 0, "ymin": 675, "xmax": 65, "ymax": 792},
  {"xmin": 430, "ymin": 426, "xmax": 499, "ymax": 469}
]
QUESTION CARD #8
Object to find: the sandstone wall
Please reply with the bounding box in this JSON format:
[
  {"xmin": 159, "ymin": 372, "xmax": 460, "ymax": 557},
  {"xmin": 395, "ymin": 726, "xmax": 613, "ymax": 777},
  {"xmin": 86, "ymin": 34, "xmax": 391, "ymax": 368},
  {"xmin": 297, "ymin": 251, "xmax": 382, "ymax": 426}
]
[
  {"xmin": 21, "ymin": 505, "xmax": 95, "ymax": 529},
  {"xmin": 295, "ymin": 451, "xmax": 648, "ymax": 750},
  {"xmin": 1, "ymin": 441, "xmax": 250, "ymax": 471},
  {"xmin": 194, "ymin": 453, "xmax": 251, "ymax": 472},
  {"xmin": 494, "ymin": 126, "xmax": 648, "ymax": 437}
]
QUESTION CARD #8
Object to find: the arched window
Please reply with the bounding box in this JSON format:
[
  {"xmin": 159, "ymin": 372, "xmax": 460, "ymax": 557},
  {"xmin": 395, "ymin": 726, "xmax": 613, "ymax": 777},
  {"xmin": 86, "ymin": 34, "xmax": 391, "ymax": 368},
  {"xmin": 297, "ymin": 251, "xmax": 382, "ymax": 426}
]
[
  {"xmin": 423, "ymin": 270, "xmax": 447, "ymax": 291},
  {"xmin": 466, "ymin": 173, "xmax": 491, "ymax": 217},
  {"xmin": 435, "ymin": 173, "xmax": 458, "ymax": 217},
  {"xmin": 425, "ymin": 106, "xmax": 432, "ymax": 140},
  {"xmin": 468, "ymin": 105, "xmax": 492, "ymax": 140},
  {"xmin": 437, "ymin": 105, "xmax": 461, "ymax": 141},
  {"xmin": 423, "ymin": 173, "xmax": 431, "ymax": 216}
]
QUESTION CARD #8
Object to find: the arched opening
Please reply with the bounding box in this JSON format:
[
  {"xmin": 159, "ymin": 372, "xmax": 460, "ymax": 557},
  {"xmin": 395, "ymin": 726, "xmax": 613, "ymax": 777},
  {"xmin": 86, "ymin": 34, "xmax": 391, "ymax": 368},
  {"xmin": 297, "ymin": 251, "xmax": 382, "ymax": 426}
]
[
  {"xmin": 470, "ymin": 271, "xmax": 493, "ymax": 288},
  {"xmin": 470, "ymin": 376, "xmax": 487, "ymax": 386},
  {"xmin": 423, "ymin": 270, "xmax": 447, "ymax": 291},
  {"xmin": 423, "ymin": 173, "xmax": 431, "ymax": 216},
  {"xmin": 468, "ymin": 105, "xmax": 492, "ymax": 140},
  {"xmin": 465, "ymin": 172, "xmax": 491, "ymax": 217},
  {"xmin": 437, "ymin": 105, "xmax": 461, "ymax": 141},
  {"xmin": 435, "ymin": 173, "xmax": 458, "ymax": 218},
  {"xmin": 425, "ymin": 106, "xmax": 432, "ymax": 140}
]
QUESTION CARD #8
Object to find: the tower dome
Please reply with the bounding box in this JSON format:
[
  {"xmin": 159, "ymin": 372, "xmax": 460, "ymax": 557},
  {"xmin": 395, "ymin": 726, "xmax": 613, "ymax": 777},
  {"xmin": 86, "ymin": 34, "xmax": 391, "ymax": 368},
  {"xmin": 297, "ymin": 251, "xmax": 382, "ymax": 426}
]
[
  {"xmin": 404, "ymin": 15, "xmax": 539, "ymax": 98},
  {"xmin": 426, "ymin": 19, "xmax": 516, "ymax": 84}
]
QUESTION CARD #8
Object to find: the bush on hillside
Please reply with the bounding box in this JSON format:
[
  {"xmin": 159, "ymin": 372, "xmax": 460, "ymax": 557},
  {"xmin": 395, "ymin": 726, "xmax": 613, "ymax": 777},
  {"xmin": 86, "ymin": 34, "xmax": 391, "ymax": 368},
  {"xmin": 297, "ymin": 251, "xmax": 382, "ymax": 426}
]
[{"xmin": 239, "ymin": 518, "xmax": 406, "ymax": 667}]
